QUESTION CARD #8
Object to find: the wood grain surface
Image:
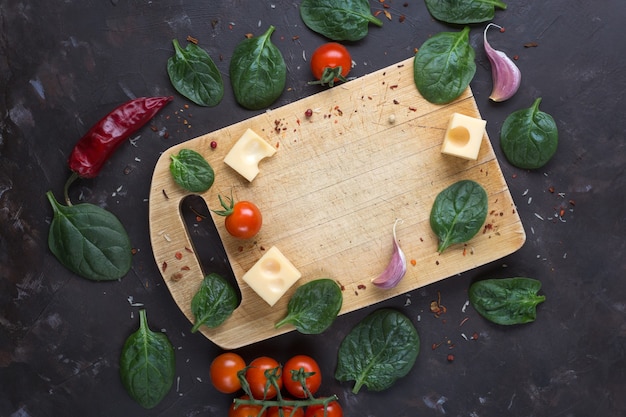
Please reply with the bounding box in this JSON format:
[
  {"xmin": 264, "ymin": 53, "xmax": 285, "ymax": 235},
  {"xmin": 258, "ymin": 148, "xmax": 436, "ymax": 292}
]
[{"xmin": 148, "ymin": 57, "xmax": 526, "ymax": 349}]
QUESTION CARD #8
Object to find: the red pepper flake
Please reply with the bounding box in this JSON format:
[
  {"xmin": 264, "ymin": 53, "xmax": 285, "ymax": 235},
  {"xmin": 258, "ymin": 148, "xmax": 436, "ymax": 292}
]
[
  {"xmin": 471, "ymin": 332, "xmax": 479, "ymax": 340},
  {"xmin": 524, "ymin": 42, "xmax": 539, "ymax": 48},
  {"xmin": 238, "ymin": 246, "xmax": 244, "ymax": 252},
  {"xmin": 513, "ymin": 55, "xmax": 519, "ymax": 61},
  {"xmin": 131, "ymin": 248, "xmax": 138, "ymax": 255},
  {"xmin": 409, "ymin": 106, "xmax": 417, "ymax": 112},
  {"xmin": 393, "ymin": 99, "xmax": 400, "ymax": 105},
  {"xmin": 175, "ymin": 251, "xmax": 183, "ymax": 260},
  {"xmin": 170, "ymin": 272, "xmax": 183, "ymax": 282},
  {"xmin": 186, "ymin": 35, "xmax": 199, "ymax": 44},
  {"xmin": 435, "ymin": 260, "xmax": 440, "ymax": 265},
  {"xmin": 559, "ymin": 208, "xmax": 566, "ymax": 218},
  {"xmin": 548, "ymin": 186, "xmax": 555, "ymax": 193},
  {"xmin": 389, "ymin": 84, "xmax": 399, "ymax": 90},
  {"xmin": 399, "ymin": 15, "xmax": 406, "ymax": 23},
  {"xmin": 185, "ymin": 247, "xmax": 194, "ymax": 253},
  {"xmin": 373, "ymin": 10, "xmax": 382, "ymax": 17},
  {"xmin": 459, "ymin": 317, "xmax": 470, "ymax": 327},
  {"xmin": 210, "ymin": 140, "xmax": 217, "ymax": 149},
  {"xmin": 161, "ymin": 261, "xmax": 168, "ymax": 272},
  {"xmin": 357, "ymin": 284, "xmax": 367, "ymax": 290},
  {"xmin": 447, "ymin": 354, "xmax": 455, "ymax": 362},
  {"xmin": 410, "ymin": 259, "xmax": 417, "ymax": 266},
  {"xmin": 162, "ymin": 189, "xmax": 169, "ymax": 199},
  {"xmin": 512, "ymin": 173, "xmax": 517, "ymax": 179},
  {"xmin": 569, "ymin": 199, "xmax": 576, "ymax": 206},
  {"xmin": 499, "ymin": 26, "xmax": 506, "ymax": 33},
  {"xmin": 292, "ymin": 35, "xmax": 300, "ymax": 41},
  {"xmin": 432, "ymin": 342, "xmax": 442, "ymax": 350},
  {"xmin": 244, "ymin": 33, "xmax": 254, "ymax": 39},
  {"xmin": 180, "ymin": 266, "xmax": 190, "ymax": 271},
  {"xmin": 430, "ymin": 291, "xmax": 447, "ymax": 317}
]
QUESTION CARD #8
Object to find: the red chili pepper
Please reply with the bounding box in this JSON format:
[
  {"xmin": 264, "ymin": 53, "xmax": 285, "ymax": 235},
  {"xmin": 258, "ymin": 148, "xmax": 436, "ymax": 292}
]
[{"xmin": 68, "ymin": 96, "xmax": 172, "ymax": 179}]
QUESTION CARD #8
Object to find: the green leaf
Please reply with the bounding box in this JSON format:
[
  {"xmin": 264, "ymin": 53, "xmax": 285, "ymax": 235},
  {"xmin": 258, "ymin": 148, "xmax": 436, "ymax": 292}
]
[
  {"xmin": 300, "ymin": 0, "xmax": 383, "ymax": 41},
  {"xmin": 120, "ymin": 310, "xmax": 175, "ymax": 409},
  {"xmin": 500, "ymin": 98, "xmax": 559, "ymax": 169},
  {"xmin": 413, "ymin": 26, "xmax": 476, "ymax": 104},
  {"xmin": 167, "ymin": 39, "xmax": 224, "ymax": 107},
  {"xmin": 169, "ymin": 149, "xmax": 215, "ymax": 193},
  {"xmin": 335, "ymin": 309, "xmax": 420, "ymax": 393},
  {"xmin": 430, "ymin": 180, "xmax": 488, "ymax": 253},
  {"xmin": 469, "ymin": 278, "xmax": 546, "ymax": 325},
  {"xmin": 425, "ymin": 0, "xmax": 507, "ymax": 24},
  {"xmin": 191, "ymin": 273, "xmax": 238, "ymax": 332},
  {"xmin": 46, "ymin": 191, "xmax": 132, "ymax": 281},
  {"xmin": 229, "ymin": 26, "xmax": 286, "ymax": 110},
  {"xmin": 275, "ymin": 278, "xmax": 343, "ymax": 334}
]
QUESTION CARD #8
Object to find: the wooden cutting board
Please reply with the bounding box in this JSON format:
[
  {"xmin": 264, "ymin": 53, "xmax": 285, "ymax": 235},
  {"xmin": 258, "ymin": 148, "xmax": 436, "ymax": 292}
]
[{"xmin": 148, "ymin": 57, "xmax": 526, "ymax": 349}]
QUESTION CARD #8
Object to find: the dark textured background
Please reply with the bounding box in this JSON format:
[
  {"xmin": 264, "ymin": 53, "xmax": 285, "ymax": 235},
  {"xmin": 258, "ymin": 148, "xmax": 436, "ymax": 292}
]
[{"xmin": 1, "ymin": 1, "xmax": 624, "ymax": 416}]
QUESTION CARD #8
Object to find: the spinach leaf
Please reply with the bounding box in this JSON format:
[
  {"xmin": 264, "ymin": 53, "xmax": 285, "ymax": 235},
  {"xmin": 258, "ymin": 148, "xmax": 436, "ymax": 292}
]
[
  {"xmin": 167, "ymin": 39, "xmax": 224, "ymax": 107},
  {"xmin": 46, "ymin": 191, "xmax": 132, "ymax": 281},
  {"xmin": 500, "ymin": 98, "xmax": 558, "ymax": 169},
  {"xmin": 229, "ymin": 26, "xmax": 286, "ymax": 110},
  {"xmin": 275, "ymin": 279, "xmax": 343, "ymax": 334},
  {"xmin": 169, "ymin": 149, "xmax": 215, "ymax": 193},
  {"xmin": 430, "ymin": 180, "xmax": 488, "ymax": 253},
  {"xmin": 120, "ymin": 309, "xmax": 175, "ymax": 409},
  {"xmin": 191, "ymin": 273, "xmax": 238, "ymax": 332},
  {"xmin": 469, "ymin": 278, "xmax": 546, "ymax": 325},
  {"xmin": 413, "ymin": 26, "xmax": 476, "ymax": 104},
  {"xmin": 300, "ymin": 0, "xmax": 383, "ymax": 41},
  {"xmin": 425, "ymin": 0, "xmax": 507, "ymax": 24},
  {"xmin": 335, "ymin": 309, "xmax": 420, "ymax": 393}
]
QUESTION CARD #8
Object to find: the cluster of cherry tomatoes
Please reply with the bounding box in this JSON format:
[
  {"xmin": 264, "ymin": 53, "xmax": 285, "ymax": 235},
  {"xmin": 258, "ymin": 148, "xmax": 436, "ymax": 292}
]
[{"xmin": 210, "ymin": 353, "xmax": 343, "ymax": 417}]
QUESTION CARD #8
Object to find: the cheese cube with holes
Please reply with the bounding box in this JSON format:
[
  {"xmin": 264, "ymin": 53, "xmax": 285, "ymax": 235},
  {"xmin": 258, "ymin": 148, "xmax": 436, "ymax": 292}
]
[
  {"xmin": 441, "ymin": 113, "xmax": 486, "ymax": 161},
  {"xmin": 224, "ymin": 128, "xmax": 276, "ymax": 181},
  {"xmin": 242, "ymin": 246, "xmax": 302, "ymax": 306}
]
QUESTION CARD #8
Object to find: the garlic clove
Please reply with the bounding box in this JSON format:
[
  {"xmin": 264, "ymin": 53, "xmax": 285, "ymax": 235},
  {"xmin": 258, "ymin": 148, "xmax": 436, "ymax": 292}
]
[
  {"xmin": 484, "ymin": 23, "xmax": 521, "ymax": 102},
  {"xmin": 371, "ymin": 219, "xmax": 407, "ymax": 289}
]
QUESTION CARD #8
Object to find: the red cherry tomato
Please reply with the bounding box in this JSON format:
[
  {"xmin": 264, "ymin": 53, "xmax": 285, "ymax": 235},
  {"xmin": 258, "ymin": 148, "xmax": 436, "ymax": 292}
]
[
  {"xmin": 229, "ymin": 395, "xmax": 267, "ymax": 417},
  {"xmin": 282, "ymin": 355, "xmax": 322, "ymax": 399},
  {"xmin": 215, "ymin": 195, "xmax": 262, "ymax": 239},
  {"xmin": 267, "ymin": 403, "xmax": 305, "ymax": 417},
  {"xmin": 304, "ymin": 400, "xmax": 343, "ymax": 417},
  {"xmin": 310, "ymin": 43, "xmax": 352, "ymax": 86},
  {"xmin": 209, "ymin": 352, "xmax": 246, "ymax": 394},
  {"xmin": 245, "ymin": 356, "xmax": 283, "ymax": 399}
]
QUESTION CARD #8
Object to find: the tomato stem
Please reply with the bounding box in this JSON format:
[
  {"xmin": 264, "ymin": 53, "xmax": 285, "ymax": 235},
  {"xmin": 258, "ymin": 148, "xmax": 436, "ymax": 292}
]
[
  {"xmin": 212, "ymin": 192, "xmax": 235, "ymax": 217},
  {"xmin": 63, "ymin": 171, "xmax": 79, "ymax": 206},
  {"xmin": 308, "ymin": 66, "xmax": 347, "ymax": 87}
]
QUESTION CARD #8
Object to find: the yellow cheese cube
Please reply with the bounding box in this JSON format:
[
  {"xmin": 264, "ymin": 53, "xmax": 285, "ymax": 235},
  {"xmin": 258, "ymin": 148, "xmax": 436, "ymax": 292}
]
[
  {"xmin": 441, "ymin": 113, "xmax": 486, "ymax": 161},
  {"xmin": 242, "ymin": 246, "xmax": 302, "ymax": 306},
  {"xmin": 224, "ymin": 128, "xmax": 276, "ymax": 181}
]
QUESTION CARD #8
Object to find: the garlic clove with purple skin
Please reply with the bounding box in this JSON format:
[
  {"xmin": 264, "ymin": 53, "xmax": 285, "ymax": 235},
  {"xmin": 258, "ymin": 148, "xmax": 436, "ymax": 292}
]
[
  {"xmin": 371, "ymin": 219, "xmax": 407, "ymax": 289},
  {"xmin": 484, "ymin": 23, "xmax": 521, "ymax": 102}
]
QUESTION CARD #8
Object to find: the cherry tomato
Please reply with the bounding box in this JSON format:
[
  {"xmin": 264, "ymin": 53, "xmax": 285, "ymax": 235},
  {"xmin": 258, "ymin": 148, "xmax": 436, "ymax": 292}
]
[
  {"xmin": 215, "ymin": 194, "xmax": 262, "ymax": 239},
  {"xmin": 267, "ymin": 403, "xmax": 305, "ymax": 417},
  {"xmin": 304, "ymin": 400, "xmax": 343, "ymax": 417},
  {"xmin": 245, "ymin": 356, "xmax": 283, "ymax": 399},
  {"xmin": 282, "ymin": 355, "xmax": 322, "ymax": 398},
  {"xmin": 210, "ymin": 352, "xmax": 246, "ymax": 394},
  {"xmin": 310, "ymin": 43, "xmax": 352, "ymax": 86},
  {"xmin": 229, "ymin": 395, "xmax": 267, "ymax": 417}
]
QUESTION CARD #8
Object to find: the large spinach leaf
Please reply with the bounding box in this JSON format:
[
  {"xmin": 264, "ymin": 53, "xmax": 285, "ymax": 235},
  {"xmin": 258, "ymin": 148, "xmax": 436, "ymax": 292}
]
[
  {"xmin": 425, "ymin": 0, "xmax": 507, "ymax": 24},
  {"xmin": 300, "ymin": 0, "xmax": 383, "ymax": 41},
  {"xmin": 335, "ymin": 309, "xmax": 420, "ymax": 393},
  {"xmin": 430, "ymin": 180, "xmax": 488, "ymax": 253},
  {"xmin": 229, "ymin": 26, "xmax": 286, "ymax": 110},
  {"xmin": 469, "ymin": 278, "xmax": 546, "ymax": 325},
  {"xmin": 167, "ymin": 39, "xmax": 224, "ymax": 107},
  {"xmin": 275, "ymin": 278, "xmax": 343, "ymax": 334},
  {"xmin": 169, "ymin": 149, "xmax": 215, "ymax": 193},
  {"xmin": 500, "ymin": 98, "xmax": 558, "ymax": 169},
  {"xmin": 46, "ymin": 191, "xmax": 132, "ymax": 281},
  {"xmin": 120, "ymin": 310, "xmax": 175, "ymax": 409},
  {"xmin": 191, "ymin": 273, "xmax": 238, "ymax": 332},
  {"xmin": 413, "ymin": 26, "xmax": 476, "ymax": 104}
]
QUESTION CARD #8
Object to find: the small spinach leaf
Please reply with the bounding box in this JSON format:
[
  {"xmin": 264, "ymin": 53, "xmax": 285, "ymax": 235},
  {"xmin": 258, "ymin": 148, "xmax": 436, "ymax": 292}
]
[
  {"xmin": 335, "ymin": 309, "xmax": 420, "ymax": 393},
  {"xmin": 191, "ymin": 273, "xmax": 238, "ymax": 332},
  {"xmin": 167, "ymin": 39, "xmax": 224, "ymax": 107},
  {"xmin": 425, "ymin": 0, "xmax": 507, "ymax": 24},
  {"xmin": 169, "ymin": 149, "xmax": 215, "ymax": 193},
  {"xmin": 120, "ymin": 309, "xmax": 175, "ymax": 409},
  {"xmin": 413, "ymin": 26, "xmax": 476, "ymax": 104},
  {"xmin": 500, "ymin": 97, "xmax": 558, "ymax": 169},
  {"xmin": 469, "ymin": 278, "xmax": 546, "ymax": 325},
  {"xmin": 430, "ymin": 180, "xmax": 488, "ymax": 253},
  {"xmin": 300, "ymin": 0, "xmax": 383, "ymax": 41},
  {"xmin": 275, "ymin": 279, "xmax": 343, "ymax": 334},
  {"xmin": 229, "ymin": 26, "xmax": 286, "ymax": 110},
  {"xmin": 46, "ymin": 191, "xmax": 132, "ymax": 281}
]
